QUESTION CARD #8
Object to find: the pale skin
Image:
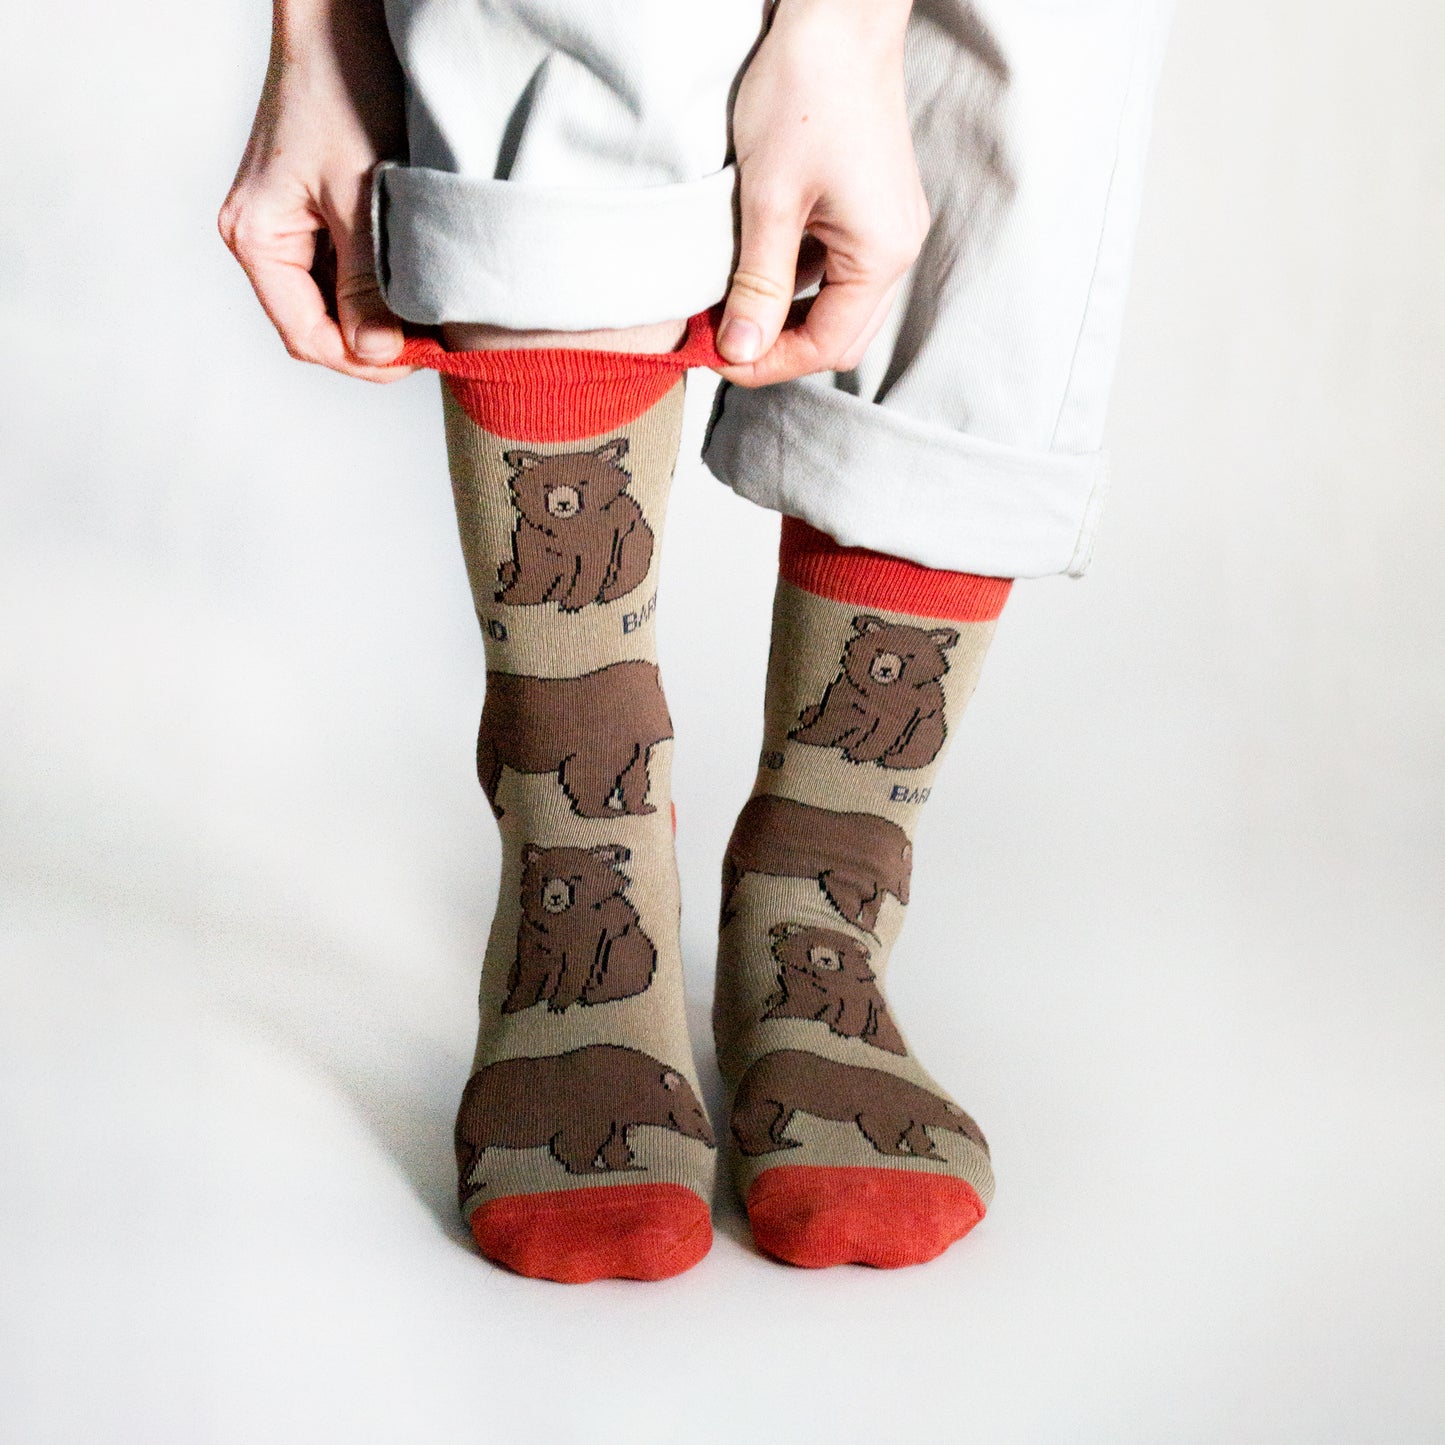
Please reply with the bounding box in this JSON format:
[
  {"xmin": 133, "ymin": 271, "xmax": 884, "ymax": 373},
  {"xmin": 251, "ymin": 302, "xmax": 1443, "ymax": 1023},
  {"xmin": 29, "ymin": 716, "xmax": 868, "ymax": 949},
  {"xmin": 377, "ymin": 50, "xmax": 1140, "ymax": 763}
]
[{"xmin": 220, "ymin": 0, "xmax": 925, "ymax": 379}]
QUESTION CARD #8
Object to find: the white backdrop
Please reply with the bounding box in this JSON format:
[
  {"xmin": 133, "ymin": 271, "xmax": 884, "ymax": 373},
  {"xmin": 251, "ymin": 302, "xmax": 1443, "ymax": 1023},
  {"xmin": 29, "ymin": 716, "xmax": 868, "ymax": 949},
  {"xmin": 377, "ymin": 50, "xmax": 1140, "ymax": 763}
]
[{"xmin": 3, "ymin": 1, "xmax": 1443, "ymax": 1441}]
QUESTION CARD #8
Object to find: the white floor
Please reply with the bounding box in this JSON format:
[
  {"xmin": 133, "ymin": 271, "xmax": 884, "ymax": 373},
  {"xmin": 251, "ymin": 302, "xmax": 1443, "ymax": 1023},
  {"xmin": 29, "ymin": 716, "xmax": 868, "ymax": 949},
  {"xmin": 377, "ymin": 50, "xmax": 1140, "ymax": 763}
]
[{"xmin": 3, "ymin": 1, "xmax": 1444, "ymax": 1441}]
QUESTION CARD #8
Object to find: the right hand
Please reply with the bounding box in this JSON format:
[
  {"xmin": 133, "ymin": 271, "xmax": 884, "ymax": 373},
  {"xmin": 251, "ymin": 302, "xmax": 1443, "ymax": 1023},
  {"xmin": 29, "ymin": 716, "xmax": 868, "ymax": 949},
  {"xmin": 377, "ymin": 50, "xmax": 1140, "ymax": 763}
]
[{"xmin": 218, "ymin": 1, "xmax": 413, "ymax": 381}]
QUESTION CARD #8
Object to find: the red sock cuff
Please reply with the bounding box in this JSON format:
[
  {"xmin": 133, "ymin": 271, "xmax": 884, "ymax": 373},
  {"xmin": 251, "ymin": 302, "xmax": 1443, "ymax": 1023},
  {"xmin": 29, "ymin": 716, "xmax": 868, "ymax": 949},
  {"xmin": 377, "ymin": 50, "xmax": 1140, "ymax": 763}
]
[
  {"xmin": 779, "ymin": 517, "xmax": 1012, "ymax": 622},
  {"xmin": 396, "ymin": 310, "xmax": 724, "ymax": 443}
]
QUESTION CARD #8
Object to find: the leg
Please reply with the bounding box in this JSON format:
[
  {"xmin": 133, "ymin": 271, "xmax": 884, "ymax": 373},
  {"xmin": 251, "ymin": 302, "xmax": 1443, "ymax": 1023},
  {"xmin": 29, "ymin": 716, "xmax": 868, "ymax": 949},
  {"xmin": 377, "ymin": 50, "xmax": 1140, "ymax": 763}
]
[
  {"xmin": 715, "ymin": 526, "xmax": 1005, "ymax": 1268},
  {"xmin": 854, "ymin": 1113, "xmax": 914, "ymax": 1158},
  {"xmin": 558, "ymin": 747, "xmax": 646, "ymax": 818},
  {"xmin": 496, "ymin": 527, "xmax": 567, "ymax": 606},
  {"xmin": 595, "ymin": 1125, "xmax": 640, "ymax": 1174},
  {"xmin": 548, "ymin": 1126, "xmax": 610, "ymax": 1175},
  {"xmin": 731, "ymin": 1098, "xmax": 798, "ymax": 1157},
  {"xmin": 474, "ymin": 723, "xmax": 506, "ymax": 819},
  {"xmin": 818, "ymin": 870, "xmax": 883, "ymax": 933},
  {"xmin": 900, "ymin": 1121, "xmax": 945, "ymax": 1161},
  {"xmin": 439, "ymin": 354, "xmax": 714, "ymax": 1282},
  {"xmin": 712, "ymin": 0, "xmax": 1173, "ymax": 1271},
  {"xmin": 614, "ymin": 745, "xmax": 658, "ymax": 816}
]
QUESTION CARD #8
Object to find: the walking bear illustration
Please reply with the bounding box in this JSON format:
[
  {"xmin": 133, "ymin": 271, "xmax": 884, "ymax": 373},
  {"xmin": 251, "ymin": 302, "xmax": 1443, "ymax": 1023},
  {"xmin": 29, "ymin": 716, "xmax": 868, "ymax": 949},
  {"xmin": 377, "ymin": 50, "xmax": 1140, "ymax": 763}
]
[
  {"xmin": 455, "ymin": 1044, "xmax": 715, "ymax": 1198},
  {"xmin": 763, "ymin": 923, "xmax": 906, "ymax": 1054},
  {"xmin": 720, "ymin": 795, "xmax": 912, "ymax": 933},
  {"xmin": 503, "ymin": 844, "xmax": 656, "ymax": 1013},
  {"xmin": 495, "ymin": 438, "xmax": 654, "ymax": 611},
  {"xmin": 790, "ymin": 614, "xmax": 959, "ymax": 769},
  {"xmin": 730, "ymin": 1049, "xmax": 986, "ymax": 1158},
  {"xmin": 476, "ymin": 660, "xmax": 672, "ymax": 818}
]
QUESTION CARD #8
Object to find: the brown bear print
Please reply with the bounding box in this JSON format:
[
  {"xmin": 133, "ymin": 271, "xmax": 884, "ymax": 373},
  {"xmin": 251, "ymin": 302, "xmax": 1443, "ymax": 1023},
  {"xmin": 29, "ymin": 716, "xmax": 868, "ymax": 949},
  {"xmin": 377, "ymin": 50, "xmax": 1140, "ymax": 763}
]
[
  {"xmin": 763, "ymin": 923, "xmax": 906, "ymax": 1054},
  {"xmin": 504, "ymin": 844, "xmax": 657, "ymax": 1014},
  {"xmin": 789, "ymin": 614, "xmax": 959, "ymax": 769},
  {"xmin": 720, "ymin": 794, "xmax": 911, "ymax": 933},
  {"xmin": 455, "ymin": 1044, "xmax": 715, "ymax": 1200},
  {"xmin": 495, "ymin": 438, "xmax": 654, "ymax": 612},
  {"xmin": 730, "ymin": 1049, "xmax": 986, "ymax": 1159},
  {"xmin": 476, "ymin": 660, "xmax": 673, "ymax": 818}
]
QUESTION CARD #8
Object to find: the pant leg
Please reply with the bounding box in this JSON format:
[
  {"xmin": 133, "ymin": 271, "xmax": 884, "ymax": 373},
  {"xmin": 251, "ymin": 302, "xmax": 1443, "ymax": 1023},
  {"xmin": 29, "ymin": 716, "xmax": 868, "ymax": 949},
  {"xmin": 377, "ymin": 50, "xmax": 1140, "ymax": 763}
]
[
  {"xmin": 703, "ymin": 0, "xmax": 1176, "ymax": 578},
  {"xmin": 374, "ymin": 0, "xmax": 764, "ymax": 330}
]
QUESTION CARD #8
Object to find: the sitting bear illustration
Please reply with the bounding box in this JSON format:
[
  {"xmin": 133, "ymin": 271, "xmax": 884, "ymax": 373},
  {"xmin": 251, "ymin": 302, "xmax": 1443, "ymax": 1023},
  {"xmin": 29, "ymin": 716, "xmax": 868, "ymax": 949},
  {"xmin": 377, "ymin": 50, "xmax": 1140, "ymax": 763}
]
[
  {"xmin": 495, "ymin": 437, "xmax": 654, "ymax": 612},
  {"xmin": 476, "ymin": 660, "xmax": 672, "ymax": 818},
  {"xmin": 720, "ymin": 794, "xmax": 912, "ymax": 933},
  {"xmin": 504, "ymin": 844, "xmax": 657, "ymax": 1014},
  {"xmin": 455, "ymin": 1044, "xmax": 715, "ymax": 1198},
  {"xmin": 763, "ymin": 923, "xmax": 906, "ymax": 1054},
  {"xmin": 789, "ymin": 614, "xmax": 959, "ymax": 769},
  {"xmin": 730, "ymin": 1049, "xmax": 986, "ymax": 1159}
]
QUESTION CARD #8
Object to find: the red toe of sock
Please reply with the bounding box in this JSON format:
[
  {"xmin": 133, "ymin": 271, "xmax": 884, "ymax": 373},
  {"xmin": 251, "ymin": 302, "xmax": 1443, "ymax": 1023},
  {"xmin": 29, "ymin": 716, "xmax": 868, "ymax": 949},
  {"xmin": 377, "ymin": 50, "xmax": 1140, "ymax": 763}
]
[
  {"xmin": 746, "ymin": 1166, "xmax": 985, "ymax": 1270},
  {"xmin": 469, "ymin": 1182, "xmax": 712, "ymax": 1283}
]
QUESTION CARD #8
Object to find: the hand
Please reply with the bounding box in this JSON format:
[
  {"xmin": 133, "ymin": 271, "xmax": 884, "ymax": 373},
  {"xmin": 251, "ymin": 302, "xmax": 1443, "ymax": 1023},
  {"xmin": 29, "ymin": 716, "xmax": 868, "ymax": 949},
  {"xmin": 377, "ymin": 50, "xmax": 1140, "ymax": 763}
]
[
  {"xmin": 717, "ymin": 0, "xmax": 927, "ymax": 387},
  {"xmin": 218, "ymin": 0, "xmax": 412, "ymax": 381}
]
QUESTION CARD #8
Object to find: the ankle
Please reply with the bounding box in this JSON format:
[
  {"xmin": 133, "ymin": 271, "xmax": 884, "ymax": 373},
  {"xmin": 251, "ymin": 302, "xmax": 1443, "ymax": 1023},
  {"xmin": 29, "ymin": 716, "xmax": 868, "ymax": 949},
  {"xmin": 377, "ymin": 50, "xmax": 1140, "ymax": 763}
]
[{"xmin": 441, "ymin": 318, "xmax": 689, "ymax": 354}]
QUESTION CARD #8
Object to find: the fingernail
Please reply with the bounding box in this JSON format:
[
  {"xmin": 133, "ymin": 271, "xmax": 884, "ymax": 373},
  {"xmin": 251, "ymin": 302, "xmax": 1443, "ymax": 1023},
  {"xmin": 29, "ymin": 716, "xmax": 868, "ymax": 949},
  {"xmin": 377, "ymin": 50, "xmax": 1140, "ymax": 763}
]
[
  {"xmin": 718, "ymin": 316, "xmax": 761, "ymax": 363},
  {"xmin": 353, "ymin": 320, "xmax": 402, "ymax": 363}
]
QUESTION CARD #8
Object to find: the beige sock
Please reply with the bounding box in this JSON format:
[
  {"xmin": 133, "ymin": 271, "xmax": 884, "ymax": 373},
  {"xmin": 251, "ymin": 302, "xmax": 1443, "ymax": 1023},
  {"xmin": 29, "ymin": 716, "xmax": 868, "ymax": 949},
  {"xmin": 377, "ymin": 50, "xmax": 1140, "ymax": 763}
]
[
  {"xmin": 434, "ymin": 337, "xmax": 717, "ymax": 1283},
  {"xmin": 714, "ymin": 519, "xmax": 1011, "ymax": 1269}
]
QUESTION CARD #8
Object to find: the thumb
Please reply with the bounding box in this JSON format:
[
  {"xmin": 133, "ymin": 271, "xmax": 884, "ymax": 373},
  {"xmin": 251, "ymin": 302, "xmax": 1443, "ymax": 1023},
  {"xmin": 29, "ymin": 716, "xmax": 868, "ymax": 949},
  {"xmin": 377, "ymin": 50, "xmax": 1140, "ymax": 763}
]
[
  {"xmin": 719, "ymin": 183, "xmax": 805, "ymax": 365},
  {"xmin": 331, "ymin": 210, "xmax": 405, "ymax": 366}
]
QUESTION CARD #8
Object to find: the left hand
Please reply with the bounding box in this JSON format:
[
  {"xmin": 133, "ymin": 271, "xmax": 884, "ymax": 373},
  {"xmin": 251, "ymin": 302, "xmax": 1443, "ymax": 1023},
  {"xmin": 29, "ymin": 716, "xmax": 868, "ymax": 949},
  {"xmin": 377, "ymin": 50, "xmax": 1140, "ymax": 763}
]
[{"xmin": 716, "ymin": 0, "xmax": 928, "ymax": 387}]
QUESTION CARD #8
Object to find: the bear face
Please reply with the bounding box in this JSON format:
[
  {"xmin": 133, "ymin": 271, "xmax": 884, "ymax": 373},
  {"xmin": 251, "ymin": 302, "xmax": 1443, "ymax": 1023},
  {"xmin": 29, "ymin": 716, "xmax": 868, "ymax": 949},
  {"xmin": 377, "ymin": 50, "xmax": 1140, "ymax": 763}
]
[
  {"xmin": 764, "ymin": 922, "xmax": 906, "ymax": 1053},
  {"xmin": 502, "ymin": 437, "xmax": 632, "ymax": 532},
  {"xmin": 519, "ymin": 843, "xmax": 630, "ymax": 922},
  {"xmin": 659, "ymin": 1067, "xmax": 715, "ymax": 1143},
  {"xmin": 841, "ymin": 615, "xmax": 958, "ymax": 696},
  {"xmin": 770, "ymin": 923, "xmax": 874, "ymax": 987}
]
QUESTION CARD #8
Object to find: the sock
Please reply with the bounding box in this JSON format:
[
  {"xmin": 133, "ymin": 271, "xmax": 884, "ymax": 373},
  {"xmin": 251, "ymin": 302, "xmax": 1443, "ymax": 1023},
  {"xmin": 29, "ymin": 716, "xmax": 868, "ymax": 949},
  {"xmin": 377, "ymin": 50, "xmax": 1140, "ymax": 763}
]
[
  {"xmin": 407, "ymin": 317, "xmax": 721, "ymax": 1283},
  {"xmin": 714, "ymin": 518, "xmax": 1011, "ymax": 1269}
]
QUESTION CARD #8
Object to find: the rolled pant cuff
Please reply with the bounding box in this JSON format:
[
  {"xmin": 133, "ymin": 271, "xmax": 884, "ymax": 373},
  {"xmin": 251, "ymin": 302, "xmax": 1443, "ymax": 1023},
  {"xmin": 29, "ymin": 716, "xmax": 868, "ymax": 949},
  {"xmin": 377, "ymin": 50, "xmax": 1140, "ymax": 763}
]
[
  {"xmin": 372, "ymin": 161, "xmax": 738, "ymax": 331},
  {"xmin": 703, "ymin": 378, "xmax": 1109, "ymax": 580}
]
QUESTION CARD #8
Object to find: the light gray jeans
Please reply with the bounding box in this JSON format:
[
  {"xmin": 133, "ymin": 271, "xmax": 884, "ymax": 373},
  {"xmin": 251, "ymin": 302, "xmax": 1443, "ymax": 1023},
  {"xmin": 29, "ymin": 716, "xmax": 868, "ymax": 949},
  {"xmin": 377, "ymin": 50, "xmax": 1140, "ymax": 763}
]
[{"xmin": 374, "ymin": 0, "xmax": 1173, "ymax": 578}]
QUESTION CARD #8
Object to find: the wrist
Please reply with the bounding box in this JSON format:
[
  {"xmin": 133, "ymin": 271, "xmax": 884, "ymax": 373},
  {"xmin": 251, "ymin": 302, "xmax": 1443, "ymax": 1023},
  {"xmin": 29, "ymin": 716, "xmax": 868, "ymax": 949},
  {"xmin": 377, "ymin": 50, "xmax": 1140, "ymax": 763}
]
[
  {"xmin": 268, "ymin": 0, "xmax": 404, "ymax": 140},
  {"xmin": 770, "ymin": 0, "xmax": 913, "ymax": 43},
  {"xmin": 272, "ymin": 0, "xmax": 391, "ymax": 70}
]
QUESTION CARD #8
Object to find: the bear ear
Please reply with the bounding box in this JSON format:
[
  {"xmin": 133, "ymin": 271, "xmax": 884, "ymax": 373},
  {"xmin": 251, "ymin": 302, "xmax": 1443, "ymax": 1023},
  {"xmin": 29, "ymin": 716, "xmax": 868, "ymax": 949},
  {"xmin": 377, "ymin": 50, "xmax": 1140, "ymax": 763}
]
[
  {"xmin": 592, "ymin": 437, "xmax": 629, "ymax": 464},
  {"xmin": 852, "ymin": 614, "xmax": 887, "ymax": 635},
  {"xmin": 660, "ymin": 1070, "xmax": 683, "ymax": 1091},
  {"xmin": 928, "ymin": 627, "xmax": 960, "ymax": 650},
  {"xmin": 591, "ymin": 843, "xmax": 631, "ymax": 866},
  {"xmin": 521, "ymin": 844, "xmax": 543, "ymax": 864},
  {"xmin": 502, "ymin": 449, "xmax": 543, "ymax": 472}
]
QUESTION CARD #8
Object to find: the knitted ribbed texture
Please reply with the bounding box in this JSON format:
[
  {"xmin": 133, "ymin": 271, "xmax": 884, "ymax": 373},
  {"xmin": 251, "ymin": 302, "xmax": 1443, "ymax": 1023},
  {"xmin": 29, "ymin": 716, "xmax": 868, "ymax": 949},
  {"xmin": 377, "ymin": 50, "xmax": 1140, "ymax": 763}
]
[
  {"xmin": 399, "ymin": 310, "xmax": 723, "ymax": 443},
  {"xmin": 715, "ymin": 523, "xmax": 1013, "ymax": 1269},
  {"xmin": 780, "ymin": 517, "xmax": 1012, "ymax": 622},
  {"xmin": 439, "ymin": 342, "xmax": 718, "ymax": 1283}
]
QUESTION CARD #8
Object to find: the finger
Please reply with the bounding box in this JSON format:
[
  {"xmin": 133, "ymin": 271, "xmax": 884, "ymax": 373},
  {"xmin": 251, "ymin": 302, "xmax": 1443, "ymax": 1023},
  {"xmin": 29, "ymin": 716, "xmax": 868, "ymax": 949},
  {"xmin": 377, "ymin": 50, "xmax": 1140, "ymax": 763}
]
[
  {"xmin": 221, "ymin": 201, "xmax": 409, "ymax": 383},
  {"xmin": 326, "ymin": 197, "xmax": 408, "ymax": 367},
  {"xmin": 718, "ymin": 182, "xmax": 808, "ymax": 365},
  {"xmin": 249, "ymin": 249, "xmax": 410, "ymax": 382},
  {"xmin": 834, "ymin": 278, "xmax": 901, "ymax": 373},
  {"xmin": 793, "ymin": 233, "xmax": 828, "ymax": 295},
  {"xmin": 718, "ymin": 270, "xmax": 889, "ymax": 388}
]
